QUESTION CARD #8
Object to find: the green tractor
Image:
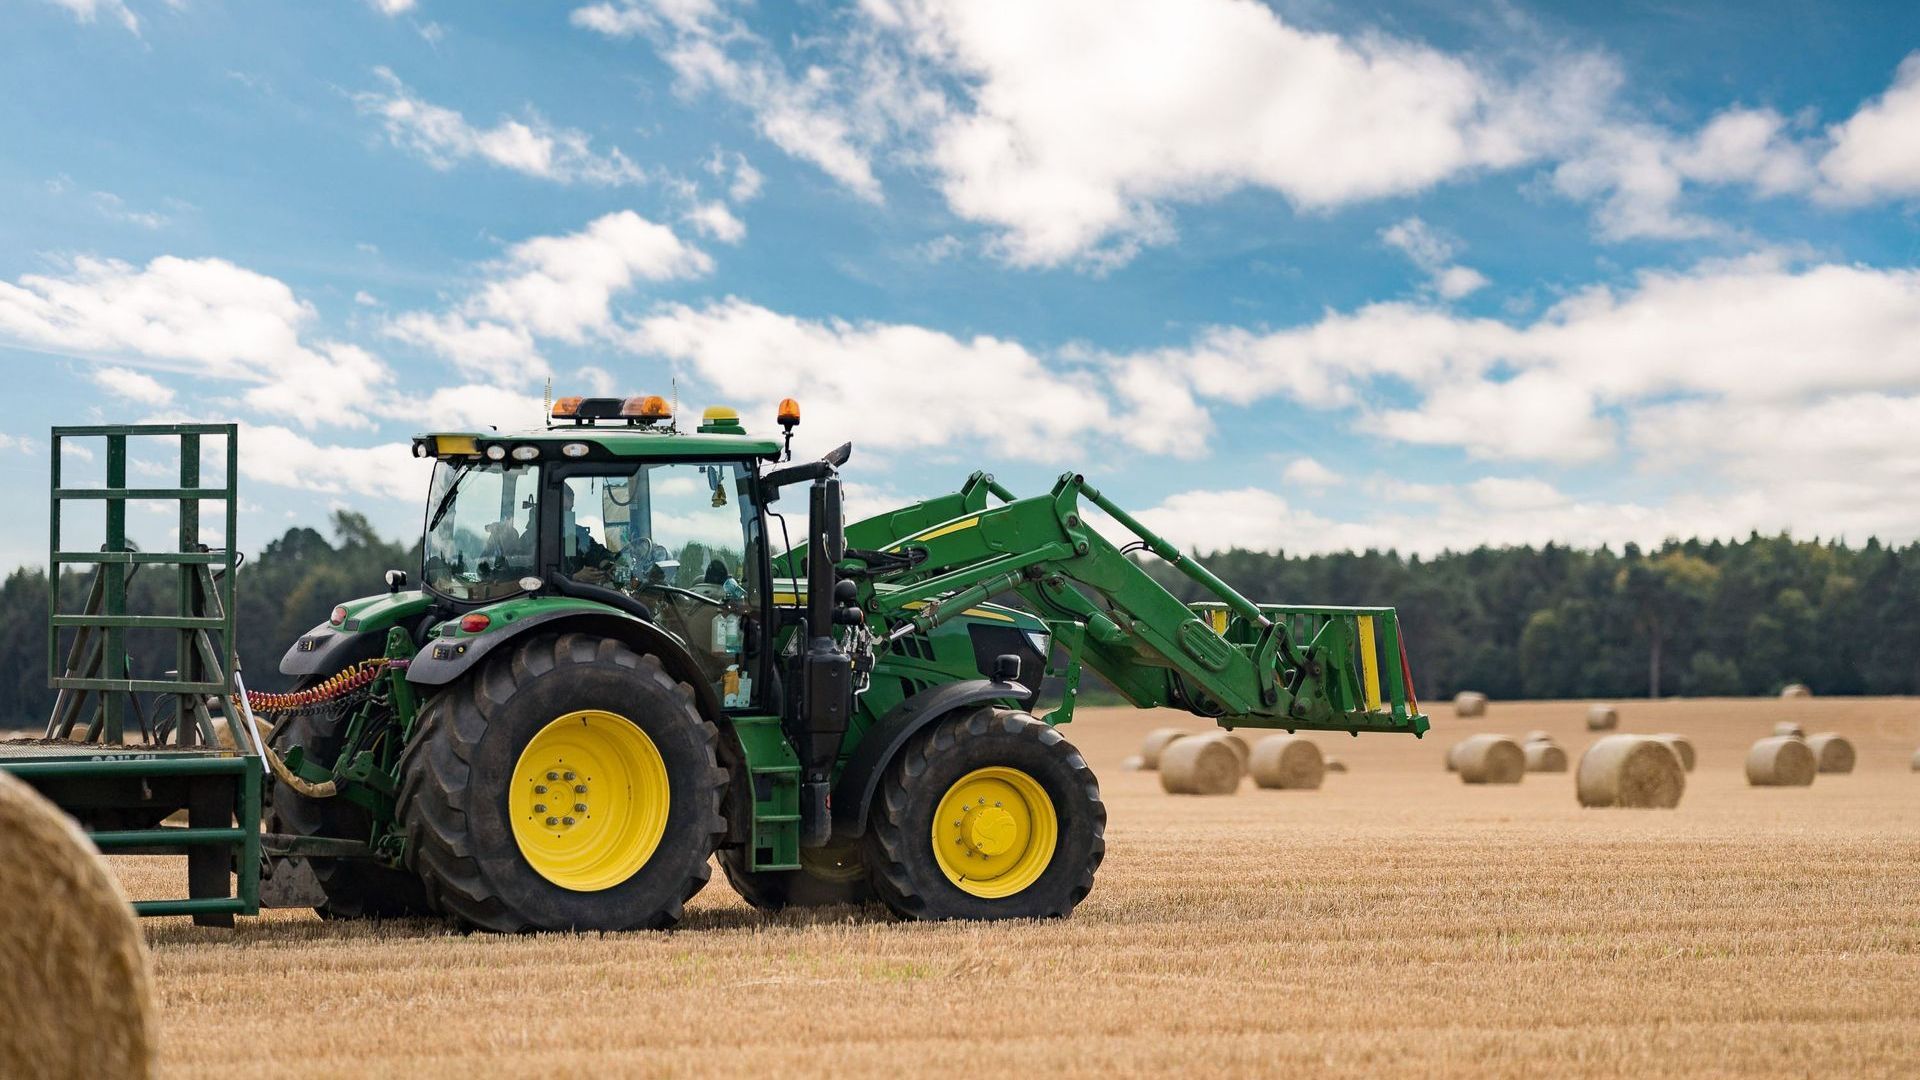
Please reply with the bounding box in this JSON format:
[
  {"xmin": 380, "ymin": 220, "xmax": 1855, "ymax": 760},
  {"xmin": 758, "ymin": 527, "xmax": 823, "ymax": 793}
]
[{"xmin": 259, "ymin": 393, "xmax": 1427, "ymax": 931}]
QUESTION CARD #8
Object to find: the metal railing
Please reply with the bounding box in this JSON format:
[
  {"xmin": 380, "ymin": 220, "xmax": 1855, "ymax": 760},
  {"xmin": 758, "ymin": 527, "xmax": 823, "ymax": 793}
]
[{"xmin": 47, "ymin": 424, "xmax": 239, "ymax": 745}]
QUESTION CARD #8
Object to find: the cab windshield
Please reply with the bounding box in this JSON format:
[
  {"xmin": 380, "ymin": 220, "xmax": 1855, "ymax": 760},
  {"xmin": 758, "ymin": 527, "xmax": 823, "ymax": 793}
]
[{"xmin": 422, "ymin": 460, "xmax": 541, "ymax": 602}]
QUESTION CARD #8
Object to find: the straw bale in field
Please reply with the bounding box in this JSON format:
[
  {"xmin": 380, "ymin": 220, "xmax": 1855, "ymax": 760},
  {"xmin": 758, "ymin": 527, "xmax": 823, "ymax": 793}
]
[
  {"xmin": 1577, "ymin": 735, "xmax": 1685, "ymax": 808},
  {"xmin": 1773, "ymin": 721, "xmax": 1805, "ymax": 739},
  {"xmin": 1586, "ymin": 705, "xmax": 1619, "ymax": 731},
  {"xmin": 0, "ymin": 772, "xmax": 154, "ymax": 1080},
  {"xmin": 1454, "ymin": 691, "xmax": 1488, "ymax": 718},
  {"xmin": 1139, "ymin": 728, "xmax": 1190, "ymax": 770},
  {"xmin": 1525, "ymin": 730, "xmax": 1555, "ymax": 745},
  {"xmin": 1158, "ymin": 736, "xmax": 1243, "ymax": 795},
  {"xmin": 1249, "ymin": 735, "xmax": 1324, "ymax": 790},
  {"xmin": 1780, "ymin": 683, "xmax": 1812, "ymax": 699},
  {"xmin": 1747, "ymin": 736, "xmax": 1816, "ymax": 787},
  {"xmin": 1523, "ymin": 741, "xmax": 1568, "ymax": 773},
  {"xmin": 1207, "ymin": 732, "xmax": 1250, "ymax": 767},
  {"xmin": 1806, "ymin": 734, "xmax": 1855, "ymax": 774},
  {"xmin": 1324, "ymin": 756, "xmax": 1348, "ymax": 773},
  {"xmin": 1651, "ymin": 733, "xmax": 1696, "ymax": 772},
  {"xmin": 1911, "ymin": 747, "xmax": 1920, "ymax": 771},
  {"xmin": 1119, "ymin": 755, "xmax": 1145, "ymax": 772},
  {"xmin": 1453, "ymin": 735, "xmax": 1524, "ymax": 784}
]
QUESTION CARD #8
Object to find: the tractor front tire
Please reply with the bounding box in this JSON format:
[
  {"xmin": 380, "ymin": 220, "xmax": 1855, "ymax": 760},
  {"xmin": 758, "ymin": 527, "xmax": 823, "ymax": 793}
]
[
  {"xmin": 398, "ymin": 633, "xmax": 725, "ymax": 932},
  {"xmin": 865, "ymin": 707, "xmax": 1104, "ymax": 921},
  {"xmin": 264, "ymin": 690, "xmax": 430, "ymax": 919},
  {"xmin": 717, "ymin": 840, "xmax": 874, "ymax": 912}
]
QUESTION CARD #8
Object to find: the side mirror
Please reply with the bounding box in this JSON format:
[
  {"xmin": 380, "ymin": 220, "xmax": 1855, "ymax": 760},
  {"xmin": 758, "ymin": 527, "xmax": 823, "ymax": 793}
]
[{"xmin": 384, "ymin": 569, "xmax": 408, "ymax": 594}]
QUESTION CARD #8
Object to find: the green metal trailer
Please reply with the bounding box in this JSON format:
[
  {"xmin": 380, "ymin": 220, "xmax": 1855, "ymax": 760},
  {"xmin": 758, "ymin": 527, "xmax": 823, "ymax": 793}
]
[
  {"xmin": 1, "ymin": 425, "xmax": 261, "ymax": 924},
  {"xmin": 2, "ymin": 402, "xmax": 1427, "ymax": 932}
]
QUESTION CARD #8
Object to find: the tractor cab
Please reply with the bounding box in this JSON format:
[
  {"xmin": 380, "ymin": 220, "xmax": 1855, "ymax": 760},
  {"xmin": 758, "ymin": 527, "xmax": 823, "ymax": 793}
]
[{"xmin": 411, "ymin": 398, "xmax": 787, "ymax": 710}]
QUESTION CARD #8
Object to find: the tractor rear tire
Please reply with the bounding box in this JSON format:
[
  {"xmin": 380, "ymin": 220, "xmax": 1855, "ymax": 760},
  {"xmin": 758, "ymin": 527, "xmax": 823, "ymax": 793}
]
[
  {"xmin": 865, "ymin": 707, "xmax": 1104, "ymax": 921},
  {"xmin": 398, "ymin": 633, "xmax": 725, "ymax": 932},
  {"xmin": 263, "ymin": 687, "xmax": 431, "ymax": 919},
  {"xmin": 717, "ymin": 840, "xmax": 875, "ymax": 911}
]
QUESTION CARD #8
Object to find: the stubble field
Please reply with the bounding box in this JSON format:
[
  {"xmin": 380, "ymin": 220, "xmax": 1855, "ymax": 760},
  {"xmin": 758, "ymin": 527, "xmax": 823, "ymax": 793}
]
[{"xmin": 116, "ymin": 697, "xmax": 1920, "ymax": 1078}]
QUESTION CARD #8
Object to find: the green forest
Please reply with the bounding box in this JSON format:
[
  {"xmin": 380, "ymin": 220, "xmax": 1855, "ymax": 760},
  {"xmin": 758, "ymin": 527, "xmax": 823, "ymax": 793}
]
[{"xmin": 0, "ymin": 514, "xmax": 1908, "ymax": 728}]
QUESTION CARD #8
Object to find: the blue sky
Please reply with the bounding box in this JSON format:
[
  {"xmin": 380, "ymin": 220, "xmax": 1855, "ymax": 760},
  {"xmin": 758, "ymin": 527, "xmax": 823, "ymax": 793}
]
[{"xmin": 4, "ymin": 0, "xmax": 1920, "ymax": 571}]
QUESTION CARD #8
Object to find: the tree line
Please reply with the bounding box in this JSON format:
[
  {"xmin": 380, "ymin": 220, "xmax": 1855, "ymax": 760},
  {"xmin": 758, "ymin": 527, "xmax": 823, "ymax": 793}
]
[{"xmin": 0, "ymin": 517, "xmax": 1909, "ymax": 727}]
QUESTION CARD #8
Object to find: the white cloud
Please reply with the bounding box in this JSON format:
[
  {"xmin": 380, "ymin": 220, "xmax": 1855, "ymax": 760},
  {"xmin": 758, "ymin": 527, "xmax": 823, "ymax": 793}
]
[
  {"xmin": 0, "ymin": 254, "xmax": 391, "ymax": 428},
  {"xmin": 90, "ymin": 191, "xmax": 168, "ymax": 230},
  {"xmin": 87, "ymin": 365, "xmax": 174, "ymax": 406},
  {"xmin": 866, "ymin": 0, "xmax": 1546, "ymax": 266},
  {"xmin": 1380, "ymin": 217, "xmax": 1487, "ymax": 300},
  {"xmin": 1820, "ymin": 53, "xmax": 1920, "ymax": 202},
  {"xmin": 684, "ymin": 201, "xmax": 746, "ymax": 243},
  {"xmin": 242, "ymin": 425, "xmax": 432, "ymax": 502},
  {"xmin": 44, "ymin": 0, "xmax": 140, "ymax": 34},
  {"xmin": 705, "ymin": 149, "xmax": 764, "ymax": 202},
  {"xmin": 626, "ymin": 298, "xmax": 1126, "ymax": 459},
  {"xmin": 388, "ymin": 210, "xmax": 710, "ymax": 383},
  {"xmin": 1280, "ymin": 457, "xmax": 1339, "ymax": 489},
  {"xmin": 355, "ymin": 68, "xmax": 647, "ymax": 185},
  {"xmin": 353, "ymin": 290, "xmax": 379, "ymax": 306},
  {"xmin": 369, "ymin": 0, "xmax": 416, "ymax": 14},
  {"xmin": 1152, "ymin": 256, "xmax": 1920, "ymax": 469},
  {"xmin": 571, "ymin": 1, "xmax": 904, "ymax": 201}
]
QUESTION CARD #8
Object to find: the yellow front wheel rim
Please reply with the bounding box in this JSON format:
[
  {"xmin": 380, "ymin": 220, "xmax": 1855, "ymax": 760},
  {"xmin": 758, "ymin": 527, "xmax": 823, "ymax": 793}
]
[
  {"xmin": 932, "ymin": 766, "xmax": 1057, "ymax": 899},
  {"xmin": 509, "ymin": 710, "xmax": 669, "ymax": 892}
]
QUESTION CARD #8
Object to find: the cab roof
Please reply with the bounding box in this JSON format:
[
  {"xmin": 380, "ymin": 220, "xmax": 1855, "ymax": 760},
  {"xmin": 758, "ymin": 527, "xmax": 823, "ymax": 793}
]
[{"xmin": 415, "ymin": 425, "xmax": 783, "ymax": 462}]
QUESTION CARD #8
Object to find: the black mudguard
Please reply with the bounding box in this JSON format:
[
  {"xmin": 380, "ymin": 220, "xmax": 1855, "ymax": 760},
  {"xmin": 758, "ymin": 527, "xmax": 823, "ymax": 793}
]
[
  {"xmin": 405, "ymin": 609, "xmax": 725, "ymax": 723},
  {"xmin": 830, "ymin": 677, "xmax": 1029, "ymax": 840},
  {"xmin": 280, "ymin": 622, "xmax": 388, "ymax": 678}
]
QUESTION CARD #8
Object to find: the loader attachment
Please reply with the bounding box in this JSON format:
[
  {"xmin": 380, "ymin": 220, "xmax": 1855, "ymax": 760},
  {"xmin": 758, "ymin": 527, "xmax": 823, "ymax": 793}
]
[{"xmin": 841, "ymin": 471, "xmax": 1429, "ymax": 738}]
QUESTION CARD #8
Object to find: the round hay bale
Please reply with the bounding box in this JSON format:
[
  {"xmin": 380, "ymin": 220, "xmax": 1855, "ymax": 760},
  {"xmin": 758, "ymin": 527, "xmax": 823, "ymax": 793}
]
[
  {"xmin": 1249, "ymin": 735, "xmax": 1324, "ymax": 790},
  {"xmin": 1912, "ymin": 747, "xmax": 1920, "ymax": 772},
  {"xmin": 1523, "ymin": 741, "xmax": 1568, "ymax": 773},
  {"xmin": 1780, "ymin": 683, "xmax": 1812, "ymax": 699},
  {"xmin": 1205, "ymin": 732, "xmax": 1251, "ymax": 768},
  {"xmin": 1444, "ymin": 743, "xmax": 1459, "ymax": 772},
  {"xmin": 1158, "ymin": 735, "xmax": 1243, "ymax": 795},
  {"xmin": 1139, "ymin": 728, "xmax": 1190, "ymax": 770},
  {"xmin": 0, "ymin": 771, "xmax": 154, "ymax": 1080},
  {"xmin": 1525, "ymin": 730, "xmax": 1555, "ymax": 745},
  {"xmin": 1119, "ymin": 755, "xmax": 1145, "ymax": 772},
  {"xmin": 1586, "ymin": 705, "xmax": 1619, "ymax": 731},
  {"xmin": 1747, "ymin": 735, "xmax": 1816, "ymax": 787},
  {"xmin": 1773, "ymin": 720, "xmax": 1806, "ymax": 739},
  {"xmin": 1324, "ymin": 756, "xmax": 1348, "ymax": 773},
  {"xmin": 1453, "ymin": 691, "xmax": 1488, "ymax": 718},
  {"xmin": 1454, "ymin": 735, "xmax": 1524, "ymax": 784},
  {"xmin": 1806, "ymin": 733, "xmax": 1855, "ymax": 774},
  {"xmin": 1576, "ymin": 735, "xmax": 1685, "ymax": 808},
  {"xmin": 1651, "ymin": 733, "xmax": 1696, "ymax": 772}
]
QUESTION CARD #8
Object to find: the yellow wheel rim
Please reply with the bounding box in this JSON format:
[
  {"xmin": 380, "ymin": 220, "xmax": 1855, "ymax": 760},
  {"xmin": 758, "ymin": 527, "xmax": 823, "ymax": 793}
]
[
  {"xmin": 931, "ymin": 766, "xmax": 1057, "ymax": 899},
  {"xmin": 509, "ymin": 710, "xmax": 669, "ymax": 892}
]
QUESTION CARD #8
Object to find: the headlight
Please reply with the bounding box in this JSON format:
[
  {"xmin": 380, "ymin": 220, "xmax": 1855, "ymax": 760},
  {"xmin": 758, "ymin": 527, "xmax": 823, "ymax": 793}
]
[
  {"xmin": 484, "ymin": 445, "xmax": 507, "ymax": 461},
  {"xmin": 512, "ymin": 445, "xmax": 541, "ymax": 462},
  {"xmin": 562, "ymin": 442, "xmax": 590, "ymax": 458},
  {"xmin": 1023, "ymin": 629, "xmax": 1051, "ymax": 656}
]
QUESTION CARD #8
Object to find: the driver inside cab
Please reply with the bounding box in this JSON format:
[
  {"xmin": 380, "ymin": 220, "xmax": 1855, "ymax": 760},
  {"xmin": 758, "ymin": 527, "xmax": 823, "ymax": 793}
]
[{"xmin": 557, "ymin": 484, "xmax": 618, "ymax": 585}]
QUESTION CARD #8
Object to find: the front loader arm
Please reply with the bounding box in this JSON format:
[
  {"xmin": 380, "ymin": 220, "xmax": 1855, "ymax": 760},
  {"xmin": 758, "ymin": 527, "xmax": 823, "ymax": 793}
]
[{"xmin": 845, "ymin": 473, "xmax": 1428, "ymax": 736}]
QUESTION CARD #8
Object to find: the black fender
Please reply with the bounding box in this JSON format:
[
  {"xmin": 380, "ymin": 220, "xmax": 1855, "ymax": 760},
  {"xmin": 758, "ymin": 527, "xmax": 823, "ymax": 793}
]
[
  {"xmin": 281, "ymin": 622, "xmax": 388, "ymax": 678},
  {"xmin": 406, "ymin": 609, "xmax": 725, "ymax": 723},
  {"xmin": 830, "ymin": 677, "xmax": 1029, "ymax": 840}
]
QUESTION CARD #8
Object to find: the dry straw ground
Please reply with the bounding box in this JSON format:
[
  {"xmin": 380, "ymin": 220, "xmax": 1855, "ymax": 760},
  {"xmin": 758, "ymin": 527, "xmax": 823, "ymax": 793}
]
[{"xmin": 114, "ymin": 698, "xmax": 1920, "ymax": 1078}]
